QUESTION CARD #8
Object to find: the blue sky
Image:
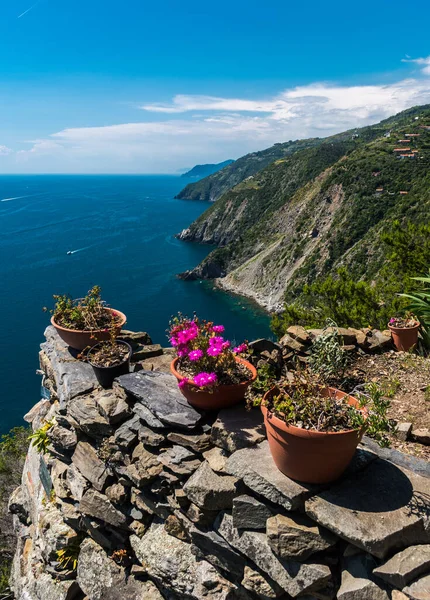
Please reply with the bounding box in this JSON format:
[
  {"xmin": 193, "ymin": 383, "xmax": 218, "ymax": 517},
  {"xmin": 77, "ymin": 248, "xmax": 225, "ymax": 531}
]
[{"xmin": 1, "ymin": 0, "xmax": 430, "ymax": 173}]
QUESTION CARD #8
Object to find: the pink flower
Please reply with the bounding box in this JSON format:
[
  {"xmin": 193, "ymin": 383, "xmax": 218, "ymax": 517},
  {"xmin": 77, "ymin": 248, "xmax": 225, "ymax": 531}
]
[
  {"xmin": 178, "ymin": 379, "xmax": 188, "ymax": 389},
  {"xmin": 233, "ymin": 343, "xmax": 248, "ymax": 354},
  {"xmin": 207, "ymin": 345, "xmax": 222, "ymax": 357},
  {"xmin": 212, "ymin": 325, "xmax": 225, "ymax": 333},
  {"xmin": 170, "ymin": 337, "xmax": 179, "ymax": 346},
  {"xmin": 194, "ymin": 372, "xmax": 217, "ymax": 387},
  {"xmin": 177, "ymin": 324, "xmax": 199, "ymax": 345},
  {"xmin": 209, "ymin": 336, "xmax": 224, "ymax": 347},
  {"xmin": 189, "ymin": 349, "xmax": 204, "ymax": 361},
  {"xmin": 177, "ymin": 347, "xmax": 188, "ymax": 357},
  {"xmin": 222, "ymin": 341, "xmax": 230, "ymax": 349}
]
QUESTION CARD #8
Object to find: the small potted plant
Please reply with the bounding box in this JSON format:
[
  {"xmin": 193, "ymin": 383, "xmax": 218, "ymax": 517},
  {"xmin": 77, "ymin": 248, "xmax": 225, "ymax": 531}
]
[
  {"xmin": 168, "ymin": 314, "xmax": 257, "ymax": 410},
  {"xmin": 388, "ymin": 313, "xmax": 420, "ymax": 352},
  {"xmin": 87, "ymin": 318, "xmax": 132, "ymax": 388},
  {"xmin": 48, "ymin": 285, "xmax": 126, "ymax": 350}
]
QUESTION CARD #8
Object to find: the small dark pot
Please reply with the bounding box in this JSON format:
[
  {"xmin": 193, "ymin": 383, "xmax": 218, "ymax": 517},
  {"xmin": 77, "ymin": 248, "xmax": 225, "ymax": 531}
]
[{"xmin": 87, "ymin": 341, "xmax": 132, "ymax": 389}]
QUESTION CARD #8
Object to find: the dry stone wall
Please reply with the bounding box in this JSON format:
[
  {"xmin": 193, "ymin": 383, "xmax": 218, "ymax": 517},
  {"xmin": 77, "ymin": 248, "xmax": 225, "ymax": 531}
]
[{"xmin": 8, "ymin": 327, "xmax": 430, "ymax": 600}]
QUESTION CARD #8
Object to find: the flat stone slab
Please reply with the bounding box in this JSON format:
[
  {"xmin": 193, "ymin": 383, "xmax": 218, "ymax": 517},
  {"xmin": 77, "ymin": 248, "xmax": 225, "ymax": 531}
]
[
  {"xmin": 403, "ymin": 572, "xmax": 430, "ymax": 599},
  {"xmin": 117, "ymin": 371, "xmax": 203, "ymax": 430},
  {"xmin": 360, "ymin": 436, "xmax": 430, "ymax": 479},
  {"xmin": 71, "ymin": 441, "xmax": 111, "ymax": 492},
  {"xmin": 232, "ymin": 494, "xmax": 272, "ymax": 530},
  {"xmin": 226, "ymin": 440, "xmax": 318, "ymax": 511},
  {"xmin": 183, "ymin": 461, "xmax": 240, "ymax": 510},
  {"xmin": 211, "ymin": 405, "xmax": 266, "ymax": 453},
  {"xmin": 373, "ymin": 544, "xmax": 430, "ymax": 589},
  {"xmin": 306, "ymin": 458, "xmax": 430, "ymax": 559},
  {"xmin": 338, "ymin": 552, "xmax": 389, "ymax": 600},
  {"xmin": 41, "ymin": 326, "xmax": 97, "ymax": 409}
]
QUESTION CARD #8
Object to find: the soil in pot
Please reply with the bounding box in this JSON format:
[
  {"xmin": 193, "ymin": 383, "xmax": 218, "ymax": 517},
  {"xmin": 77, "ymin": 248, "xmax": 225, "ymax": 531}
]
[
  {"xmin": 262, "ymin": 386, "xmax": 366, "ymax": 484},
  {"xmin": 87, "ymin": 340, "xmax": 132, "ymax": 388},
  {"xmin": 171, "ymin": 357, "xmax": 257, "ymax": 410},
  {"xmin": 51, "ymin": 308, "xmax": 127, "ymax": 350},
  {"xmin": 388, "ymin": 320, "xmax": 420, "ymax": 352}
]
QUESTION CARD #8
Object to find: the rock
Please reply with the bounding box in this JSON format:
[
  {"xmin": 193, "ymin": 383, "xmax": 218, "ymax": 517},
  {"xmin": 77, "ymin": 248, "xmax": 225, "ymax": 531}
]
[
  {"xmin": 139, "ymin": 353, "xmax": 174, "ymax": 373},
  {"xmin": 211, "ymin": 406, "xmax": 265, "ymax": 453},
  {"xmin": 403, "ymin": 573, "xmax": 430, "ymax": 599},
  {"xmin": 124, "ymin": 448, "xmax": 163, "ymax": 487},
  {"xmin": 120, "ymin": 330, "xmax": 153, "ymax": 346},
  {"xmin": 38, "ymin": 504, "xmax": 79, "ymax": 560},
  {"xmin": 132, "ymin": 402, "xmax": 165, "ymax": 429},
  {"xmin": 232, "ymin": 494, "xmax": 272, "ymax": 530},
  {"xmin": 279, "ymin": 333, "xmax": 307, "ymax": 353},
  {"xmin": 226, "ymin": 441, "xmax": 318, "ymax": 511},
  {"xmin": 48, "ymin": 424, "xmax": 77, "ymax": 450},
  {"xmin": 138, "ymin": 425, "xmax": 165, "ymax": 447},
  {"xmin": 94, "ymin": 388, "xmax": 131, "ymax": 424},
  {"xmin": 396, "ymin": 422, "xmax": 413, "ymax": 442},
  {"xmin": 66, "ymin": 463, "xmax": 89, "ymax": 501},
  {"xmin": 203, "ymin": 447, "xmax": 228, "ymax": 473},
  {"xmin": 286, "ymin": 326, "xmax": 311, "ymax": 345},
  {"xmin": 174, "ymin": 488, "xmax": 190, "ymax": 509},
  {"xmin": 130, "ymin": 520, "xmax": 246, "ymax": 599},
  {"xmin": 215, "ymin": 513, "xmax": 331, "ymax": 597},
  {"xmin": 373, "ymin": 544, "xmax": 430, "ymax": 588},
  {"xmin": 24, "ymin": 398, "xmax": 52, "ymax": 428},
  {"xmin": 159, "ymin": 444, "xmax": 196, "ymax": 465},
  {"xmin": 68, "ymin": 393, "xmax": 112, "ymax": 439},
  {"xmin": 131, "ymin": 488, "xmax": 170, "ymax": 519},
  {"xmin": 49, "ymin": 458, "xmax": 69, "ymax": 499},
  {"xmin": 266, "ymin": 513, "xmax": 338, "ymax": 561},
  {"xmin": 40, "ymin": 326, "xmax": 97, "ymax": 409},
  {"xmin": 72, "ymin": 441, "xmax": 111, "ymax": 491},
  {"xmin": 392, "ymin": 592, "xmax": 410, "ymax": 600},
  {"xmin": 22, "ymin": 573, "xmax": 82, "ymax": 600},
  {"xmin": 306, "ymin": 458, "xmax": 430, "ymax": 559},
  {"xmin": 114, "ymin": 415, "xmax": 140, "ymax": 448},
  {"xmin": 308, "ymin": 329, "xmax": 324, "ymax": 340},
  {"xmin": 167, "ymin": 430, "xmax": 212, "ymax": 453},
  {"xmin": 186, "ymin": 502, "xmax": 219, "ymax": 527},
  {"xmin": 249, "ymin": 339, "xmax": 282, "ymax": 353},
  {"xmin": 412, "ymin": 429, "xmax": 430, "ymax": 445},
  {"xmin": 105, "ymin": 483, "xmax": 128, "ymax": 504},
  {"xmin": 8, "ymin": 486, "xmax": 28, "ymax": 523},
  {"xmin": 360, "ymin": 436, "xmax": 430, "ymax": 479},
  {"xmin": 190, "ymin": 526, "xmax": 247, "ymax": 576},
  {"xmin": 165, "ymin": 514, "xmax": 190, "ymax": 541},
  {"xmin": 117, "ymin": 371, "xmax": 203, "ymax": 430},
  {"xmin": 241, "ymin": 565, "xmax": 284, "ymax": 599},
  {"xmin": 77, "ymin": 537, "xmax": 164, "ymax": 600},
  {"xmin": 337, "ymin": 552, "xmax": 389, "ymax": 600},
  {"xmin": 366, "ymin": 330, "xmax": 392, "ymax": 352},
  {"xmin": 131, "ymin": 343, "xmax": 164, "ymax": 361},
  {"xmin": 183, "ymin": 461, "xmax": 240, "ymax": 510},
  {"xmin": 79, "ymin": 488, "xmax": 128, "ymax": 528}
]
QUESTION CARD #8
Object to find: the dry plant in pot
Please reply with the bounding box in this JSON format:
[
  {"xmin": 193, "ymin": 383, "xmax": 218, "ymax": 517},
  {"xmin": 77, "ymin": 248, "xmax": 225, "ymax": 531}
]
[
  {"xmin": 388, "ymin": 313, "xmax": 420, "ymax": 352},
  {"xmin": 86, "ymin": 318, "xmax": 132, "ymax": 389},
  {"xmin": 46, "ymin": 285, "xmax": 126, "ymax": 350},
  {"xmin": 168, "ymin": 313, "xmax": 256, "ymax": 410}
]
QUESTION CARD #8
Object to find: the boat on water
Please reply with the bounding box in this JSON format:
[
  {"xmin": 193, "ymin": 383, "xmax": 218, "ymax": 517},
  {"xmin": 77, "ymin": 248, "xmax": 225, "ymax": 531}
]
[{"xmin": 67, "ymin": 250, "xmax": 72, "ymax": 255}]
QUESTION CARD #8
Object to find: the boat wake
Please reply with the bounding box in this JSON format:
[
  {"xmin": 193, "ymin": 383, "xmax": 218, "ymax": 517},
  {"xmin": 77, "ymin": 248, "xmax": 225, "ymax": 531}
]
[
  {"xmin": 67, "ymin": 244, "xmax": 95, "ymax": 255},
  {"xmin": 1, "ymin": 194, "xmax": 36, "ymax": 202}
]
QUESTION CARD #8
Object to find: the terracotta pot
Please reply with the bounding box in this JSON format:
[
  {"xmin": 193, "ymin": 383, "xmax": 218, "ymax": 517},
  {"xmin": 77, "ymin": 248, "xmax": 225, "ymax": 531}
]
[
  {"xmin": 388, "ymin": 323, "xmax": 419, "ymax": 352},
  {"xmin": 51, "ymin": 308, "xmax": 127, "ymax": 351},
  {"xmin": 170, "ymin": 356, "xmax": 257, "ymax": 411},
  {"xmin": 262, "ymin": 387, "xmax": 366, "ymax": 484}
]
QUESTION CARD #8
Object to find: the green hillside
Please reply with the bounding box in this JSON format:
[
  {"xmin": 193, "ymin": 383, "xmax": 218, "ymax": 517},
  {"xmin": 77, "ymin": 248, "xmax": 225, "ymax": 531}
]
[{"xmin": 178, "ymin": 105, "xmax": 430, "ymax": 328}]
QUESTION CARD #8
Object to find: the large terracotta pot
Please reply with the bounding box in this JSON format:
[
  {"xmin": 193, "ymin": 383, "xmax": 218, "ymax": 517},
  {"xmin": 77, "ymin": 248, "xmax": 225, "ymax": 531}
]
[
  {"xmin": 388, "ymin": 323, "xmax": 419, "ymax": 352},
  {"xmin": 171, "ymin": 357, "xmax": 257, "ymax": 411},
  {"xmin": 261, "ymin": 387, "xmax": 366, "ymax": 484},
  {"xmin": 51, "ymin": 308, "xmax": 127, "ymax": 351}
]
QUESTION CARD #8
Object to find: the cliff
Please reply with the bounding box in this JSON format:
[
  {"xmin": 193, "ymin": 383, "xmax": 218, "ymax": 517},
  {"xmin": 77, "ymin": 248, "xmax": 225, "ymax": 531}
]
[
  {"xmin": 7, "ymin": 326, "xmax": 430, "ymax": 599},
  {"xmin": 177, "ymin": 105, "xmax": 430, "ymax": 312},
  {"xmin": 180, "ymin": 160, "xmax": 234, "ymax": 180}
]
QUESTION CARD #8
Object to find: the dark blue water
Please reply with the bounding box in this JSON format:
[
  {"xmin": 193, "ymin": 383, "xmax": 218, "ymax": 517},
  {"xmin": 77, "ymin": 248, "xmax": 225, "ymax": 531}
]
[{"xmin": 0, "ymin": 175, "xmax": 271, "ymax": 433}]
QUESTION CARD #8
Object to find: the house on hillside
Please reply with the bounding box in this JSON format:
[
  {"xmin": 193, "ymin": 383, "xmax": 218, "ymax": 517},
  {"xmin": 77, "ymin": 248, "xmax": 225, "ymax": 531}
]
[
  {"xmin": 405, "ymin": 133, "xmax": 420, "ymax": 137},
  {"xmin": 394, "ymin": 148, "xmax": 411, "ymax": 152},
  {"xmin": 399, "ymin": 191, "xmax": 409, "ymax": 195}
]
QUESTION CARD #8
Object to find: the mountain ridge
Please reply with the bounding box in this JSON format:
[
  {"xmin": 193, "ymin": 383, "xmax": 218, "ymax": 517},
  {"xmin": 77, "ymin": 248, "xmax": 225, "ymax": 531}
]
[{"xmin": 180, "ymin": 159, "xmax": 234, "ymax": 180}]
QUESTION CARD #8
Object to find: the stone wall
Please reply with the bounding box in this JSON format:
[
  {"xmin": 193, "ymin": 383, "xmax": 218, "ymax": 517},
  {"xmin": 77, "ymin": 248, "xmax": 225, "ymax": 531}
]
[{"xmin": 8, "ymin": 327, "xmax": 430, "ymax": 600}]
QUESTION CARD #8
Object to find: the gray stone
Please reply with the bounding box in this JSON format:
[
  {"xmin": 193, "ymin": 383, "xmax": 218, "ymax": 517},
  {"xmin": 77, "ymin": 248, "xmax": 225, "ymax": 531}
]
[
  {"xmin": 131, "ymin": 343, "xmax": 164, "ymax": 361},
  {"xmin": 41, "ymin": 326, "xmax": 98, "ymax": 409},
  {"xmin": 396, "ymin": 422, "xmax": 413, "ymax": 442},
  {"xmin": 117, "ymin": 370, "xmax": 203, "ymax": 430},
  {"xmin": 114, "ymin": 415, "xmax": 139, "ymax": 448},
  {"xmin": 232, "ymin": 494, "xmax": 272, "ymax": 530},
  {"xmin": 266, "ymin": 513, "xmax": 338, "ymax": 560},
  {"xmin": 241, "ymin": 566, "xmax": 284, "ymax": 599},
  {"xmin": 159, "ymin": 444, "xmax": 196, "ymax": 465},
  {"xmin": 77, "ymin": 537, "xmax": 164, "ymax": 600},
  {"xmin": 279, "ymin": 333, "xmax": 307, "ymax": 353},
  {"xmin": 66, "ymin": 463, "xmax": 89, "ymax": 501},
  {"xmin": 48, "ymin": 424, "xmax": 77, "ymax": 450},
  {"xmin": 226, "ymin": 440, "xmax": 318, "ymax": 511},
  {"xmin": 68, "ymin": 393, "xmax": 112, "ymax": 439},
  {"xmin": 131, "ymin": 488, "xmax": 170, "ymax": 519},
  {"xmin": 203, "ymin": 446, "xmax": 228, "ymax": 473},
  {"xmin": 125, "ymin": 448, "xmax": 163, "ymax": 487},
  {"xmin": 167, "ymin": 430, "xmax": 212, "ymax": 452},
  {"xmin": 23, "ymin": 573, "xmax": 81, "ymax": 600},
  {"xmin": 306, "ymin": 458, "xmax": 430, "ymax": 559},
  {"xmin": 286, "ymin": 326, "xmax": 311, "ymax": 345},
  {"xmin": 138, "ymin": 425, "xmax": 165, "ymax": 446},
  {"xmin": 392, "ymin": 592, "xmax": 410, "ymax": 600},
  {"xmin": 105, "ymin": 482, "xmax": 128, "ymax": 504},
  {"xmin": 79, "ymin": 488, "xmax": 128, "ymax": 528},
  {"xmin": 94, "ymin": 388, "xmax": 131, "ymax": 424},
  {"xmin": 132, "ymin": 402, "xmax": 165, "ymax": 429},
  {"xmin": 139, "ymin": 353, "xmax": 174, "ymax": 373},
  {"xmin": 190, "ymin": 526, "xmax": 247, "ymax": 576},
  {"xmin": 71, "ymin": 441, "xmax": 111, "ymax": 491},
  {"xmin": 360, "ymin": 436, "xmax": 430, "ymax": 479},
  {"xmin": 403, "ymin": 573, "xmax": 430, "ymax": 599},
  {"xmin": 249, "ymin": 339, "xmax": 282, "ymax": 353},
  {"xmin": 186, "ymin": 502, "xmax": 219, "ymax": 526},
  {"xmin": 366, "ymin": 329, "xmax": 392, "ymax": 352},
  {"xmin": 38, "ymin": 503, "xmax": 79, "ymax": 561},
  {"xmin": 23, "ymin": 398, "xmax": 52, "ymax": 429},
  {"xmin": 183, "ymin": 461, "xmax": 240, "ymax": 510},
  {"xmin": 373, "ymin": 544, "xmax": 430, "ymax": 588},
  {"xmin": 130, "ymin": 520, "xmax": 246, "ymax": 600},
  {"xmin": 412, "ymin": 429, "xmax": 430, "ymax": 446},
  {"xmin": 80, "ymin": 515, "xmax": 128, "ymax": 549},
  {"xmin": 211, "ymin": 405, "xmax": 265, "ymax": 453},
  {"xmin": 215, "ymin": 513, "xmax": 331, "ymax": 597},
  {"xmin": 49, "ymin": 458, "xmax": 69, "ymax": 499},
  {"xmin": 338, "ymin": 552, "xmax": 389, "ymax": 600},
  {"xmin": 120, "ymin": 329, "xmax": 153, "ymax": 346}
]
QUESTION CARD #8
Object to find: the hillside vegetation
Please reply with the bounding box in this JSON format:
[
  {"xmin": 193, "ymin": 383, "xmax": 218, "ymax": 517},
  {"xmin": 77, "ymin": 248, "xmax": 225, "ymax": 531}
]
[
  {"xmin": 177, "ymin": 105, "xmax": 430, "ymax": 328},
  {"xmin": 180, "ymin": 159, "xmax": 234, "ymax": 180}
]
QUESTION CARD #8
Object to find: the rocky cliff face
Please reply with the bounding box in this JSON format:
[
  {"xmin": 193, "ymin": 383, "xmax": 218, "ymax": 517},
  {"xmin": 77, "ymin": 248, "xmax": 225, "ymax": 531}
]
[
  {"xmin": 8, "ymin": 327, "xmax": 430, "ymax": 599},
  {"xmin": 177, "ymin": 106, "xmax": 430, "ymax": 312}
]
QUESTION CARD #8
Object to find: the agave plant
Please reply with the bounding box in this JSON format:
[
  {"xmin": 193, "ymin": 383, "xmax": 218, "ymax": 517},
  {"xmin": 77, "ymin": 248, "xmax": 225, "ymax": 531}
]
[{"xmin": 399, "ymin": 274, "xmax": 430, "ymax": 346}]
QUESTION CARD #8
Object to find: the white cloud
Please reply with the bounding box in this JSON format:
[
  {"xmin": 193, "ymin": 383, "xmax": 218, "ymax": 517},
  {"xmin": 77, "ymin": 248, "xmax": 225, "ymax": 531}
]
[
  {"xmin": 0, "ymin": 145, "xmax": 13, "ymax": 155},
  {"xmin": 8, "ymin": 69, "xmax": 430, "ymax": 173},
  {"xmin": 402, "ymin": 56, "xmax": 430, "ymax": 75}
]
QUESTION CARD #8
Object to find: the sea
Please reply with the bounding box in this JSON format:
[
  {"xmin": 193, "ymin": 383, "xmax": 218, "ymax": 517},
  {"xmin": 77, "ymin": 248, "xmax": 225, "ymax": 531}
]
[{"xmin": 0, "ymin": 175, "xmax": 271, "ymax": 434}]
